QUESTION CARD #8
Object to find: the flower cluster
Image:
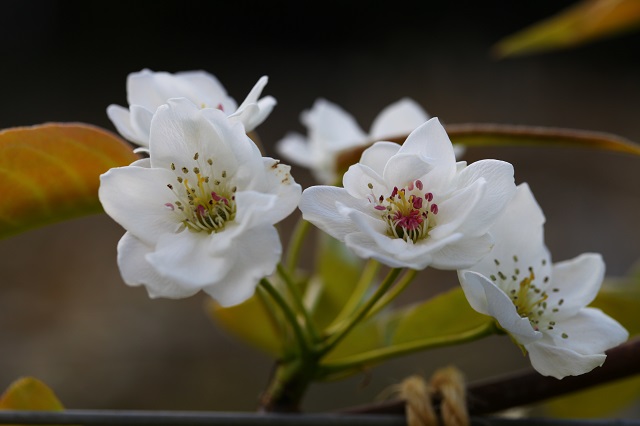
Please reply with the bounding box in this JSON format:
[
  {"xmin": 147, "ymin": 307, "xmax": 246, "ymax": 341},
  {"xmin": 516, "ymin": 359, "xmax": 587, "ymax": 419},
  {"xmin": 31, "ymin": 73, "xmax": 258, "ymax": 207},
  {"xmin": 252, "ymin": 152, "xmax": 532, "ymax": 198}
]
[{"xmin": 99, "ymin": 69, "xmax": 628, "ymax": 380}]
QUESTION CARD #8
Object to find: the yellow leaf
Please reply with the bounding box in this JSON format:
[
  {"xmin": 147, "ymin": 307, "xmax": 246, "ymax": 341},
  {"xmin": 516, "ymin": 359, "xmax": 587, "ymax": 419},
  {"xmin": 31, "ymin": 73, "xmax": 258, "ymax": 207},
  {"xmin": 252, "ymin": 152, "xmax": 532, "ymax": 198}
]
[
  {"xmin": 494, "ymin": 0, "xmax": 640, "ymax": 57},
  {"xmin": 206, "ymin": 293, "xmax": 284, "ymax": 358},
  {"xmin": 0, "ymin": 377, "xmax": 63, "ymax": 411}
]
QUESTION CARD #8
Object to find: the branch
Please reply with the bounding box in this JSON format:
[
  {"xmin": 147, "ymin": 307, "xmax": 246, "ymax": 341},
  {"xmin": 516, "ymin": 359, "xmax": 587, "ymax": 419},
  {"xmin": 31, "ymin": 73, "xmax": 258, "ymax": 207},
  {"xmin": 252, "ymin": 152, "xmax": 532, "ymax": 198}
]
[{"xmin": 338, "ymin": 337, "xmax": 640, "ymax": 416}]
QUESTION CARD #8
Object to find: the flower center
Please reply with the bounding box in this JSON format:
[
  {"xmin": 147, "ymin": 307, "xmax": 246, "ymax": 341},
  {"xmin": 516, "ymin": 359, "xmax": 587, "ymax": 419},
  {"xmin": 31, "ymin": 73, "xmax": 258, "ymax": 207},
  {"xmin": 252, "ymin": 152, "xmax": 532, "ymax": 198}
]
[
  {"xmin": 368, "ymin": 179, "xmax": 438, "ymax": 243},
  {"xmin": 164, "ymin": 152, "xmax": 236, "ymax": 234},
  {"xmin": 491, "ymin": 256, "xmax": 568, "ymax": 338}
]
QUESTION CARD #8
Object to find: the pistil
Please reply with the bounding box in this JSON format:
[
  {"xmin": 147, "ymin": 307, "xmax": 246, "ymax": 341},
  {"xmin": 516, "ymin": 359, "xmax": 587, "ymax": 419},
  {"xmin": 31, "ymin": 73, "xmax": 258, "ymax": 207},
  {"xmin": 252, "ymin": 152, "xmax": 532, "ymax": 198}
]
[
  {"xmin": 165, "ymin": 153, "xmax": 236, "ymax": 233},
  {"xmin": 369, "ymin": 179, "xmax": 438, "ymax": 243}
]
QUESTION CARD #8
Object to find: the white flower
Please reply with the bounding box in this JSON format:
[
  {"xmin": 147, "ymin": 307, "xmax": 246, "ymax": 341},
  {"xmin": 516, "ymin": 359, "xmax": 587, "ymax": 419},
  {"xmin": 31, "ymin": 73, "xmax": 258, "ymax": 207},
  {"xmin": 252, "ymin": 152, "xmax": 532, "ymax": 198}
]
[
  {"xmin": 298, "ymin": 117, "xmax": 515, "ymax": 270},
  {"xmin": 99, "ymin": 98, "xmax": 300, "ymax": 307},
  {"xmin": 458, "ymin": 184, "xmax": 628, "ymax": 379},
  {"xmin": 277, "ymin": 98, "xmax": 435, "ymax": 184},
  {"xmin": 107, "ymin": 69, "xmax": 276, "ymax": 148}
]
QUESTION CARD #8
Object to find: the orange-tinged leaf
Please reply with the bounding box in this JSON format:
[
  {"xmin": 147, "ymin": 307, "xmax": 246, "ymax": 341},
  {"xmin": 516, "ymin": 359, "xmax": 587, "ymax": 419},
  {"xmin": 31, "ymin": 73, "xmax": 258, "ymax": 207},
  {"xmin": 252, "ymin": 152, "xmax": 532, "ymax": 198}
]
[
  {"xmin": 494, "ymin": 0, "xmax": 640, "ymax": 57},
  {"xmin": 0, "ymin": 123, "xmax": 138, "ymax": 238},
  {"xmin": 0, "ymin": 377, "xmax": 63, "ymax": 411}
]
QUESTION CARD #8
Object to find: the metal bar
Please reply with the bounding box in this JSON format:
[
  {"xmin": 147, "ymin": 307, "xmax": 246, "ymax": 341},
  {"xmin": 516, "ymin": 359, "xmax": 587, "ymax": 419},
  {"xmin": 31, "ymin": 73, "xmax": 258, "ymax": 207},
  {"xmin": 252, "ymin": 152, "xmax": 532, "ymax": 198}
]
[
  {"xmin": 0, "ymin": 410, "xmax": 638, "ymax": 426},
  {"xmin": 0, "ymin": 410, "xmax": 403, "ymax": 426}
]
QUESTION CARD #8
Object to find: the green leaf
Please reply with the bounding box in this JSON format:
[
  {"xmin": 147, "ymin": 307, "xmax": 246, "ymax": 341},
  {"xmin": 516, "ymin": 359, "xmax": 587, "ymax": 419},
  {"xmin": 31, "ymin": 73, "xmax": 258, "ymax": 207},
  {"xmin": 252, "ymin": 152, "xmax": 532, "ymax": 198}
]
[
  {"xmin": 206, "ymin": 292, "xmax": 284, "ymax": 358},
  {"xmin": 0, "ymin": 123, "xmax": 138, "ymax": 239},
  {"xmin": 493, "ymin": 0, "xmax": 640, "ymax": 58},
  {"xmin": 392, "ymin": 287, "xmax": 492, "ymax": 344},
  {"xmin": 308, "ymin": 235, "xmax": 364, "ymax": 330},
  {"xmin": 0, "ymin": 377, "xmax": 64, "ymax": 410},
  {"xmin": 323, "ymin": 317, "xmax": 385, "ymax": 364},
  {"xmin": 592, "ymin": 262, "xmax": 640, "ymax": 336},
  {"xmin": 544, "ymin": 376, "xmax": 640, "ymax": 418},
  {"xmin": 336, "ymin": 124, "xmax": 640, "ymax": 175}
]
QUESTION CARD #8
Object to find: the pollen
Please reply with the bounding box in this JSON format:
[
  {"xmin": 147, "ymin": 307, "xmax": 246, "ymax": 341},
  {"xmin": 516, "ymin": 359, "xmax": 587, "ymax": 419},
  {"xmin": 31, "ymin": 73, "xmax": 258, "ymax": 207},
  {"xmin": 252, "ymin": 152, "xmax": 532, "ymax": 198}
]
[
  {"xmin": 164, "ymin": 152, "xmax": 236, "ymax": 234},
  {"xmin": 369, "ymin": 179, "xmax": 438, "ymax": 243},
  {"xmin": 494, "ymin": 255, "xmax": 563, "ymax": 334}
]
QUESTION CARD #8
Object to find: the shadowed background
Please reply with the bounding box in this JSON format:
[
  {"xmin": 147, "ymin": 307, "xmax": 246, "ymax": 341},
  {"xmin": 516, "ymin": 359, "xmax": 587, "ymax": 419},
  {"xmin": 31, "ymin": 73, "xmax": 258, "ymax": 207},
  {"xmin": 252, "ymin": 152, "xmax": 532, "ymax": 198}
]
[{"xmin": 0, "ymin": 0, "xmax": 639, "ymax": 415}]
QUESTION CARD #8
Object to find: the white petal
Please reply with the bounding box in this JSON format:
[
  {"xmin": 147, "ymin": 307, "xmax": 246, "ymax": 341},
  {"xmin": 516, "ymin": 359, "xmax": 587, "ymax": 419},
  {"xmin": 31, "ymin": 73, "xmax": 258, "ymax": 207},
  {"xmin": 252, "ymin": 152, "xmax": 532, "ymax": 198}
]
[
  {"xmin": 204, "ymin": 226, "xmax": 281, "ymax": 307},
  {"xmin": 343, "ymin": 205, "xmax": 462, "ymax": 269},
  {"xmin": 460, "ymin": 271, "xmax": 540, "ymax": 345},
  {"xmin": 547, "ymin": 253, "xmax": 605, "ymax": 319},
  {"xmin": 239, "ymin": 96, "xmax": 277, "ymax": 131},
  {"xmin": 249, "ymin": 158, "xmax": 301, "ymax": 219},
  {"xmin": 149, "ymin": 99, "xmax": 261, "ymax": 177},
  {"xmin": 468, "ymin": 184, "xmax": 551, "ymax": 281},
  {"xmin": 453, "ymin": 160, "xmax": 516, "ymax": 236},
  {"xmin": 106, "ymin": 104, "xmax": 147, "ymax": 146},
  {"xmin": 344, "ymin": 232, "xmax": 425, "ymax": 268},
  {"xmin": 302, "ymin": 98, "xmax": 367, "ymax": 151},
  {"xmin": 550, "ymin": 308, "xmax": 628, "ymax": 355},
  {"xmin": 117, "ymin": 232, "xmax": 199, "ymax": 299},
  {"xmin": 175, "ymin": 70, "xmax": 237, "ymax": 112},
  {"xmin": 99, "ymin": 166, "xmax": 179, "ymax": 245},
  {"xmin": 128, "ymin": 69, "xmax": 236, "ymax": 112},
  {"xmin": 146, "ymin": 230, "xmax": 233, "ymax": 289},
  {"xmin": 429, "ymin": 233, "xmax": 494, "ymax": 270},
  {"xmin": 128, "ymin": 104, "xmax": 154, "ymax": 145},
  {"xmin": 429, "ymin": 178, "xmax": 485, "ymax": 240},
  {"xmin": 382, "ymin": 153, "xmax": 436, "ymax": 187},
  {"xmin": 526, "ymin": 340, "xmax": 607, "ymax": 379},
  {"xmin": 397, "ymin": 118, "xmax": 456, "ymax": 174},
  {"xmin": 234, "ymin": 182, "xmax": 300, "ymax": 233},
  {"xmin": 127, "ymin": 69, "xmax": 183, "ymax": 110},
  {"xmin": 359, "ymin": 141, "xmax": 401, "ymax": 175},
  {"xmin": 299, "ymin": 186, "xmax": 365, "ymax": 241},
  {"xmin": 453, "ymin": 144, "xmax": 466, "ymax": 159},
  {"xmin": 276, "ymin": 132, "xmax": 315, "ymax": 168},
  {"xmin": 458, "ymin": 270, "xmax": 491, "ymax": 315},
  {"xmin": 129, "ymin": 158, "xmax": 151, "ymax": 168},
  {"xmin": 233, "ymin": 76, "xmax": 276, "ymax": 131},
  {"xmin": 369, "ymin": 98, "xmax": 429, "ymax": 140},
  {"xmin": 342, "ymin": 163, "xmax": 389, "ymax": 200}
]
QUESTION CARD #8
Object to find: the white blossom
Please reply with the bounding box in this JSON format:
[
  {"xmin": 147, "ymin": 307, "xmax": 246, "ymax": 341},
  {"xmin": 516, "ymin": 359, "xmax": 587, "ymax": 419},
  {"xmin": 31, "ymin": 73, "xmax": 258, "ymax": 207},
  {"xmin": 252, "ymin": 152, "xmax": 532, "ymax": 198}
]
[
  {"xmin": 99, "ymin": 98, "xmax": 300, "ymax": 307},
  {"xmin": 298, "ymin": 117, "xmax": 515, "ymax": 270},
  {"xmin": 458, "ymin": 184, "xmax": 628, "ymax": 379},
  {"xmin": 277, "ymin": 98, "xmax": 434, "ymax": 184},
  {"xmin": 107, "ymin": 69, "xmax": 276, "ymax": 148}
]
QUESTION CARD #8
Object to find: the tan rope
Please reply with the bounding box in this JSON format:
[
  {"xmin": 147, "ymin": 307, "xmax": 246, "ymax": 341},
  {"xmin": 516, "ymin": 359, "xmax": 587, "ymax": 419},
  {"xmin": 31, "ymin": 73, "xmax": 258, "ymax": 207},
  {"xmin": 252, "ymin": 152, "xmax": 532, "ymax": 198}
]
[{"xmin": 398, "ymin": 366, "xmax": 469, "ymax": 426}]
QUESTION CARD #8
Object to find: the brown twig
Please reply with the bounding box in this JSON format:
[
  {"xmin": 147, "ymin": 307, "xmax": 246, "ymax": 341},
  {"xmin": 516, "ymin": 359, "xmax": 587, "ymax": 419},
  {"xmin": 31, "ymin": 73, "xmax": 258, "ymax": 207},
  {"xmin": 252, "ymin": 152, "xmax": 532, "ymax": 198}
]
[{"xmin": 339, "ymin": 337, "xmax": 640, "ymax": 416}]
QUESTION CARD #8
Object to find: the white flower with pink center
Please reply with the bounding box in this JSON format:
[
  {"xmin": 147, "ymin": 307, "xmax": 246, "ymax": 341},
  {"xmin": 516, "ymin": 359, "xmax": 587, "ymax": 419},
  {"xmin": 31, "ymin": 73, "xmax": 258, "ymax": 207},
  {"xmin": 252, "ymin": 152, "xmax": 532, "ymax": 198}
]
[
  {"xmin": 458, "ymin": 184, "xmax": 628, "ymax": 379},
  {"xmin": 298, "ymin": 117, "xmax": 516, "ymax": 270},
  {"xmin": 107, "ymin": 69, "xmax": 276, "ymax": 148},
  {"xmin": 99, "ymin": 98, "xmax": 300, "ymax": 307},
  {"xmin": 277, "ymin": 98, "xmax": 434, "ymax": 184}
]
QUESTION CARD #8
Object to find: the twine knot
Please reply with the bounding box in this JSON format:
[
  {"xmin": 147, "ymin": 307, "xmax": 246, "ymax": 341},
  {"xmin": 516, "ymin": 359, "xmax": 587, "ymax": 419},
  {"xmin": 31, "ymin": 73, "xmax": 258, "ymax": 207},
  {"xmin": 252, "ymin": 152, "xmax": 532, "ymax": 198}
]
[{"xmin": 398, "ymin": 366, "xmax": 469, "ymax": 426}]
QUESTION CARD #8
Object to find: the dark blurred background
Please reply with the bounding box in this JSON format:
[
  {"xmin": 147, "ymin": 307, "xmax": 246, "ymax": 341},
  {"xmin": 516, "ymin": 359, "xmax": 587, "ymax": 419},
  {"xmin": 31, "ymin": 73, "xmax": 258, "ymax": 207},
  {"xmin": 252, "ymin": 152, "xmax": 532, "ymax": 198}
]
[{"xmin": 1, "ymin": 0, "xmax": 639, "ymax": 415}]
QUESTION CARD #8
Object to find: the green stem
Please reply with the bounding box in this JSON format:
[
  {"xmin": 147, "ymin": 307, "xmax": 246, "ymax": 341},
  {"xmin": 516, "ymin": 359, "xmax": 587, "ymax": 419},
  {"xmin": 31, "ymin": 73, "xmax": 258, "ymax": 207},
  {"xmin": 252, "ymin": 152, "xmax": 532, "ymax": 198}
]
[
  {"xmin": 259, "ymin": 278, "xmax": 310, "ymax": 357},
  {"xmin": 327, "ymin": 259, "xmax": 380, "ymax": 330},
  {"xmin": 321, "ymin": 268, "xmax": 402, "ymax": 356},
  {"xmin": 255, "ymin": 285, "xmax": 287, "ymax": 351},
  {"xmin": 364, "ymin": 268, "xmax": 418, "ymax": 321},
  {"xmin": 319, "ymin": 321, "xmax": 498, "ymax": 376},
  {"xmin": 277, "ymin": 263, "xmax": 320, "ymax": 342},
  {"xmin": 284, "ymin": 217, "xmax": 312, "ymax": 273}
]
